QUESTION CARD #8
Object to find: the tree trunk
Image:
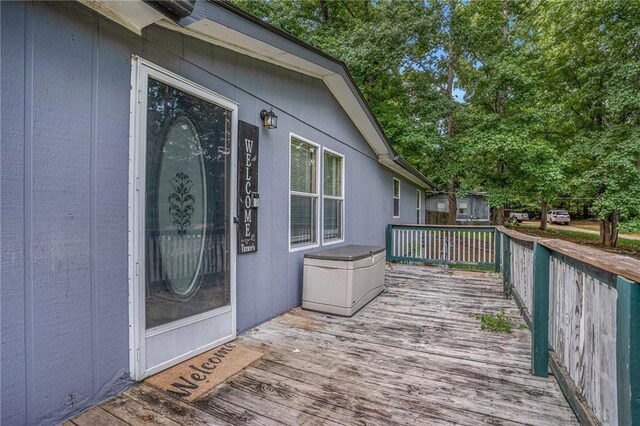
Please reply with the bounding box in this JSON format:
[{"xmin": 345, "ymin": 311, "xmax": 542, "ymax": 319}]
[
  {"xmin": 445, "ymin": 26, "xmax": 457, "ymax": 226},
  {"xmin": 540, "ymin": 198, "xmax": 548, "ymax": 231},
  {"xmin": 319, "ymin": 0, "xmax": 329, "ymax": 21},
  {"xmin": 494, "ymin": 206, "xmax": 506, "ymax": 226},
  {"xmin": 447, "ymin": 177, "xmax": 457, "ymax": 225},
  {"xmin": 446, "ymin": 36, "xmax": 456, "ymax": 137},
  {"xmin": 600, "ymin": 211, "xmax": 620, "ymax": 247},
  {"xmin": 496, "ymin": 0, "xmax": 509, "ymax": 117}
]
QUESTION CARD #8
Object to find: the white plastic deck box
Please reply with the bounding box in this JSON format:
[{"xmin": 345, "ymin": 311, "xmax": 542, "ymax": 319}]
[{"xmin": 303, "ymin": 245, "xmax": 386, "ymax": 316}]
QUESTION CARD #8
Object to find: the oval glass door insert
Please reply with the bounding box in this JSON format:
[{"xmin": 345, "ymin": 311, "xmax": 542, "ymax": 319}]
[{"xmin": 157, "ymin": 116, "xmax": 207, "ymax": 298}]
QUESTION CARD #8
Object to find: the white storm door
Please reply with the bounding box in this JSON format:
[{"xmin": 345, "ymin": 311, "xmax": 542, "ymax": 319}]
[{"xmin": 129, "ymin": 58, "xmax": 237, "ymax": 380}]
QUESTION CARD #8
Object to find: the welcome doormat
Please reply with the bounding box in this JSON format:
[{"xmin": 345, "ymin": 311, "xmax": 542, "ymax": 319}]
[{"xmin": 145, "ymin": 342, "xmax": 263, "ymax": 401}]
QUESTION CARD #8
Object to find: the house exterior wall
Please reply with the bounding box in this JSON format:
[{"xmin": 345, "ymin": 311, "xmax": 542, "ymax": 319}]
[
  {"xmin": 425, "ymin": 194, "xmax": 490, "ymax": 224},
  {"xmin": 0, "ymin": 2, "xmax": 424, "ymax": 424}
]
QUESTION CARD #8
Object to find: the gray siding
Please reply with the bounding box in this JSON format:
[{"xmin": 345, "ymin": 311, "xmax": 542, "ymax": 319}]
[
  {"xmin": 0, "ymin": 2, "xmax": 423, "ymax": 424},
  {"xmin": 426, "ymin": 194, "xmax": 490, "ymax": 222}
]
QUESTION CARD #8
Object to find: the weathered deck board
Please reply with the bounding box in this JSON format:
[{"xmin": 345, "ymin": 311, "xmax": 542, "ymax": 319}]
[{"xmin": 68, "ymin": 265, "xmax": 577, "ymax": 425}]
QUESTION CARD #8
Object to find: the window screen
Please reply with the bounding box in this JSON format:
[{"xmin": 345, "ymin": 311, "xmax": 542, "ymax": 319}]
[
  {"xmin": 323, "ymin": 151, "xmax": 344, "ymax": 242},
  {"xmin": 290, "ymin": 139, "xmax": 318, "ymax": 248},
  {"xmin": 393, "ymin": 178, "xmax": 401, "ymax": 218}
]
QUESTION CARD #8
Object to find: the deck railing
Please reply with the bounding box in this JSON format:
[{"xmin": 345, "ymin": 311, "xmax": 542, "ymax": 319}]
[
  {"xmin": 496, "ymin": 226, "xmax": 639, "ymax": 426},
  {"xmin": 386, "ymin": 223, "xmax": 639, "ymax": 425},
  {"xmin": 385, "ymin": 224, "xmax": 499, "ymax": 268}
]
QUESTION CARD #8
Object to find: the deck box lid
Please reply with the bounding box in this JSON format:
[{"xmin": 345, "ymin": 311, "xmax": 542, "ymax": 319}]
[{"xmin": 304, "ymin": 245, "xmax": 385, "ymax": 261}]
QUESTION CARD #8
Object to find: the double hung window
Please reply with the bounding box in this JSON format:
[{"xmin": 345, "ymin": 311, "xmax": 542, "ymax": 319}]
[
  {"xmin": 393, "ymin": 178, "xmax": 401, "ymax": 218},
  {"xmin": 289, "ymin": 135, "xmax": 347, "ymax": 250},
  {"xmin": 323, "ymin": 149, "xmax": 344, "ymax": 243},
  {"xmin": 290, "ymin": 137, "xmax": 319, "ymax": 249}
]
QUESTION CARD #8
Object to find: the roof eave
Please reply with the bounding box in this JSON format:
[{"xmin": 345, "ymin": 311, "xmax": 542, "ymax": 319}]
[{"xmin": 79, "ymin": 0, "xmax": 432, "ymax": 188}]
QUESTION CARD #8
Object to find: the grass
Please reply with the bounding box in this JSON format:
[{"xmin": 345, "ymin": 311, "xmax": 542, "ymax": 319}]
[
  {"xmin": 514, "ymin": 226, "xmax": 640, "ymax": 259},
  {"xmin": 448, "ymin": 263, "xmax": 496, "ymax": 272},
  {"xmin": 476, "ymin": 310, "xmax": 513, "ymax": 333}
]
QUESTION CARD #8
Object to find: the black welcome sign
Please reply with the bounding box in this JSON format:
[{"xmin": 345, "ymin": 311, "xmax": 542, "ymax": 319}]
[{"xmin": 237, "ymin": 121, "xmax": 259, "ymax": 254}]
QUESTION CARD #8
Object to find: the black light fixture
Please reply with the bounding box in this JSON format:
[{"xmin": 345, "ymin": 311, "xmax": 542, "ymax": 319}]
[{"xmin": 260, "ymin": 108, "xmax": 278, "ymax": 129}]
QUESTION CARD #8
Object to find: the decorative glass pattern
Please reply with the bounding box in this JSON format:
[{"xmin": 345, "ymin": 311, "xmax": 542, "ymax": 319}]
[{"xmin": 145, "ymin": 78, "xmax": 231, "ymax": 328}]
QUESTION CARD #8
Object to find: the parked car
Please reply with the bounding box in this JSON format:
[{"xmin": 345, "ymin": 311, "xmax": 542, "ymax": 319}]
[
  {"xmin": 509, "ymin": 212, "xmax": 529, "ymax": 223},
  {"xmin": 547, "ymin": 209, "xmax": 571, "ymax": 224}
]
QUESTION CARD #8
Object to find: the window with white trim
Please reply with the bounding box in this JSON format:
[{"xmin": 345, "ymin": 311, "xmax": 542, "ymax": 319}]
[
  {"xmin": 393, "ymin": 178, "xmax": 401, "ymax": 218},
  {"xmin": 416, "ymin": 189, "xmax": 422, "ymax": 224},
  {"xmin": 290, "ymin": 137, "xmax": 319, "ymax": 249},
  {"xmin": 458, "ymin": 201, "xmax": 468, "ymax": 215},
  {"xmin": 323, "ymin": 149, "xmax": 344, "ymax": 243}
]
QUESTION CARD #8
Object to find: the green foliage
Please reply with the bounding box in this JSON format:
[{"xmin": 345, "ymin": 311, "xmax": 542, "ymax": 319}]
[
  {"xmin": 476, "ymin": 310, "xmax": 513, "ymax": 333},
  {"xmin": 233, "ymin": 0, "xmax": 640, "ymax": 244},
  {"xmin": 620, "ymin": 220, "xmax": 640, "ymax": 234},
  {"xmin": 531, "ymin": 0, "xmax": 640, "ymax": 229}
]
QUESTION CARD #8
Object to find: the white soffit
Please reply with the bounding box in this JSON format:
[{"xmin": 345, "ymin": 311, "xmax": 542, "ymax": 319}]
[
  {"xmin": 77, "ymin": 2, "xmax": 428, "ymax": 188},
  {"xmin": 187, "ymin": 20, "xmax": 331, "ymax": 78},
  {"xmin": 182, "ymin": 18, "xmax": 428, "ymax": 187},
  {"xmin": 78, "ymin": 0, "xmax": 166, "ymax": 34},
  {"xmin": 182, "ymin": 19, "xmax": 391, "ymax": 157},
  {"xmin": 379, "ymin": 158, "xmax": 426, "ymax": 188}
]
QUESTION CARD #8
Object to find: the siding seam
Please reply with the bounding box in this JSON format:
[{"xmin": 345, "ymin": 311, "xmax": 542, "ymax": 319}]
[
  {"xmin": 23, "ymin": 2, "xmax": 34, "ymax": 423},
  {"xmin": 90, "ymin": 14, "xmax": 100, "ymax": 396}
]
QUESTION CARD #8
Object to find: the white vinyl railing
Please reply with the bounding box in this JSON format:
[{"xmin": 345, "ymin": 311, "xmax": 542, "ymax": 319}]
[{"xmin": 386, "ymin": 224, "xmax": 498, "ymax": 267}]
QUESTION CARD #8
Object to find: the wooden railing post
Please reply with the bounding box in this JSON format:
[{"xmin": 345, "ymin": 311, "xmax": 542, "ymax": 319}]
[
  {"xmin": 502, "ymin": 233, "xmax": 511, "ymax": 298},
  {"xmin": 385, "ymin": 224, "xmax": 392, "ymax": 262},
  {"xmin": 617, "ymin": 276, "xmax": 640, "ymax": 425},
  {"xmin": 531, "ymin": 242, "xmax": 550, "ymax": 377},
  {"xmin": 494, "ymin": 228, "xmax": 501, "ymax": 272}
]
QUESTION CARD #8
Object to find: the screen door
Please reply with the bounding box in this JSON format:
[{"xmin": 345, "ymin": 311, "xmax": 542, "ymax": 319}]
[{"xmin": 129, "ymin": 58, "xmax": 237, "ymax": 379}]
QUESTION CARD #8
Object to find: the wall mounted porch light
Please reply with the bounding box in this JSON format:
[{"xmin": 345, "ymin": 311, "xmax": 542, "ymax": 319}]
[{"xmin": 260, "ymin": 108, "xmax": 278, "ymax": 129}]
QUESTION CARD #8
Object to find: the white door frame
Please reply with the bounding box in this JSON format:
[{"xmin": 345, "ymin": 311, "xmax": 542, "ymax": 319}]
[{"xmin": 128, "ymin": 56, "xmax": 238, "ymax": 380}]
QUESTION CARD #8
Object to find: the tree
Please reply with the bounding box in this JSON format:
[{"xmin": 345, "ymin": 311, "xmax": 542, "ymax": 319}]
[
  {"xmin": 234, "ymin": 0, "xmax": 639, "ymax": 246},
  {"xmin": 453, "ymin": 0, "xmax": 542, "ymax": 225},
  {"xmin": 532, "ymin": 0, "xmax": 640, "ymax": 246}
]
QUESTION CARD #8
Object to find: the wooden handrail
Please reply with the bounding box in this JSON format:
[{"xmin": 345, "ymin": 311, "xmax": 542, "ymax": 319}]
[
  {"xmin": 497, "ymin": 225, "xmax": 639, "ymax": 424},
  {"xmin": 497, "ymin": 226, "xmax": 640, "ymax": 283}
]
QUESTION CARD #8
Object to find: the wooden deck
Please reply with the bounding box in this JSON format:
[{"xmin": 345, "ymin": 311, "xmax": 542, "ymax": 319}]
[{"xmin": 68, "ymin": 265, "xmax": 578, "ymax": 425}]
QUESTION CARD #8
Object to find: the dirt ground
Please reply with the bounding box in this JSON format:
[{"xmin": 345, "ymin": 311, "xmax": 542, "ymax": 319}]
[{"xmin": 520, "ymin": 220, "xmax": 640, "ymax": 241}]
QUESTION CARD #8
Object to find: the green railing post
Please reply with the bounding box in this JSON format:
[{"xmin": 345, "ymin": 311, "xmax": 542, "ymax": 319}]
[
  {"xmin": 617, "ymin": 276, "xmax": 640, "ymax": 425},
  {"xmin": 494, "ymin": 228, "xmax": 501, "ymax": 272},
  {"xmin": 531, "ymin": 242, "xmax": 550, "ymax": 377},
  {"xmin": 385, "ymin": 224, "xmax": 393, "ymax": 261},
  {"xmin": 502, "ymin": 233, "xmax": 511, "ymax": 298}
]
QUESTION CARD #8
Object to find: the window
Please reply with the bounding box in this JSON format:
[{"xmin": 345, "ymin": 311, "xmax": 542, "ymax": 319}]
[
  {"xmin": 458, "ymin": 201, "xmax": 468, "ymax": 215},
  {"xmin": 437, "ymin": 202, "xmax": 446, "ymax": 212},
  {"xmin": 322, "ymin": 149, "xmax": 344, "ymax": 244},
  {"xmin": 416, "ymin": 190, "xmax": 422, "ymax": 224},
  {"xmin": 290, "ymin": 136, "xmax": 319, "ymax": 250},
  {"xmin": 393, "ymin": 178, "xmax": 401, "ymax": 218}
]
